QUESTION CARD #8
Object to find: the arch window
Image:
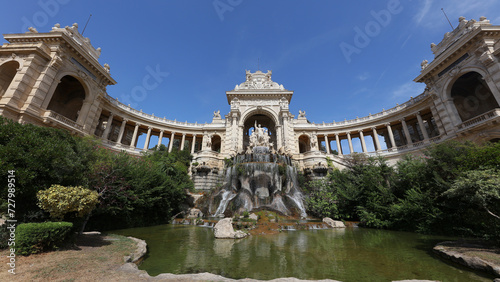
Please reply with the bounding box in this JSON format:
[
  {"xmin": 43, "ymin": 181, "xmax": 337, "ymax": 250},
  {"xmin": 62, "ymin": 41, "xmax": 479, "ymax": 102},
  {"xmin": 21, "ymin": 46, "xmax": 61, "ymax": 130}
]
[
  {"xmin": 0, "ymin": 61, "xmax": 19, "ymax": 97},
  {"xmin": 211, "ymin": 135, "xmax": 221, "ymax": 152},
  {"xmin": 298, "ymin": 135, "xmax": 310, "ymax": 153},
  {"xmin": 47, "ymin": 75, "xmax": 86, "ymax": 122},
  {"xmin": 451, "ymin": 72, "xmax": 499, "ymax": 122}
]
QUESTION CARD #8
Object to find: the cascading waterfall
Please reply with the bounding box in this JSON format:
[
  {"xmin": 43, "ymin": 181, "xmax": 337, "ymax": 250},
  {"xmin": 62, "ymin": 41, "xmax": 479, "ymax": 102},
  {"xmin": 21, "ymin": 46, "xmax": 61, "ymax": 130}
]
[
  {"xmin": 213, "ymin": 190, "xmax": 237, "ymax": 216},
  {"xmin": 211, "ymin": 146, "xmax": 307, "ymax": 218}
]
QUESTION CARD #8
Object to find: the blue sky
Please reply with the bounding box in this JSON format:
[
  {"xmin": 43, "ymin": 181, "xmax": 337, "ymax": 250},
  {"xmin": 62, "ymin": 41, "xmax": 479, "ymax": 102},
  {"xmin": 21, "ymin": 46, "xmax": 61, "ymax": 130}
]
[{"xmin": 2, "ymin": 0, "xmax": 500, "ymax": 126}]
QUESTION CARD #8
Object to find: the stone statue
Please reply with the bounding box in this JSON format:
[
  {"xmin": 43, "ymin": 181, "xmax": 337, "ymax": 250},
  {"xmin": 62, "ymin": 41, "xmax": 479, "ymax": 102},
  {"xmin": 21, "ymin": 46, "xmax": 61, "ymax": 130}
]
[
  {"xmin": 311, "ymin": 134, "xmax": 317, "ymax": 148},
  {"xmin": 213, "ymin": 110, "xmax": 221, "ymax": 118},
  {"xmin": 299, "ymin": 110, "xmax": 306, "ymax": 118},
  {"xmin": 103, "ymin": 63, "xmax": 110, "ymax": 73},
  {"xmin": 420, "ymin": 60, "xmax": 428, "ymax": 70},
  {"xmin": 249, "ymin": 121, "xmax": 271, "ymax": 148}
]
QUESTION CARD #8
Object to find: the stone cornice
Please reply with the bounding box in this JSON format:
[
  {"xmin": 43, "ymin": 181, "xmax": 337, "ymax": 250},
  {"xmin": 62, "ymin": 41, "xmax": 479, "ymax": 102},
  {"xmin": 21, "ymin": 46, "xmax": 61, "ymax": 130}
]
[
  {"xmin": 415, "ymin": 24, "xmax": 500, "ymax": 83},
  {"xmin": 0, "ymin": 41, "xmax": 52, "ymax": 61},
  {"xmin": 4, "ymin": 31, "xmax": 116, "ymax": 86},
  {"xmin": 226, "ymin": 90, "xmax": 293, "ymax": 104}
]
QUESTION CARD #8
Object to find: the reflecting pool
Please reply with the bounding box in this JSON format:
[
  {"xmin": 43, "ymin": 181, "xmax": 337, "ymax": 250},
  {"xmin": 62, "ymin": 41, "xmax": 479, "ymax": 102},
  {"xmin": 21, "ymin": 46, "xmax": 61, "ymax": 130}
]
[{"xmin": 112, "ymin": 225, "xmax": 493, "ymax": 281}]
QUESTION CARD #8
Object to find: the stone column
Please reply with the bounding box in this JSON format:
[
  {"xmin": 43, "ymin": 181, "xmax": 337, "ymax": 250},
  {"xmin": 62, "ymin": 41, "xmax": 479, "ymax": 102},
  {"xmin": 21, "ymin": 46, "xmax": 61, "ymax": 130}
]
[
  {"xmin": 275, "ymin": 125, "xmax": 282, "ymax": 149},
  {"xmin": 335, "ymin": 133, "xmax": 342, "ymax": 156},
  {"xmin": 131, "ymin": 123, "xmax": 140, "ymax": 148},
  {"xmin": 371, "ymin": 127, "xmax": 382, "ymax": 151},
  {"xmin": 323, "ymin": 135, "xmax": 331, "ymax": 154},
  {"xmin": 358, "ymin": 130, "xmax": 367, "ymax": 153},
  {"xmin": 347, "ymin": 132, "xmax": 354, "ymax": 154},
  {"xmin": 180, "ymin": 133, "xmax": 186, "ymax": 151},
  {"xmin": 416, "ymin": 112, "xmax": 430, "ymax": 141},
  {"xmin": 117, "ymin": 118, "xmax": 128, "ymax": 144},
  {"xmin": 76, "ymin": 100, "xmax": 92, "ymax": 126},
  {"xmin": 102, "ymin": 112, "xmax": 114, "ymax": 140},
  {"xmin": 191, "ymin": 134, "xmax": 197, "ymax": 154},
  {"xmin": 386, "ymin": 123, "xmax": 396, "ymax": 149},
  {"xmin": 168, "ymin": 132, "xmax": 175, "ymax": 153},
  {"xmin": 143, "ymin": 127, "xmax": 152, "ymax": 150},
  {"xmin": 400, "ymin": 118, "xmax": 413, "ymax": 145},
  {"xmin": 157, "ymin": 130, "xmax": 164, "ymax": 147}
]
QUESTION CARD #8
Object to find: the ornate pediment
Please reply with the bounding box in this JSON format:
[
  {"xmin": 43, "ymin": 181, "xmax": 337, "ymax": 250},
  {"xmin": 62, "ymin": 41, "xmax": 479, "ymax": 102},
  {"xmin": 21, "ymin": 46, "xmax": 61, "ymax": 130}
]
[
  {"xmin": 431, "ymin": 17, "xmax": 491, "ymax": 58},
  {"xmin": 234, "ymin": 70, "xmax": 285, "ymax": 90}
]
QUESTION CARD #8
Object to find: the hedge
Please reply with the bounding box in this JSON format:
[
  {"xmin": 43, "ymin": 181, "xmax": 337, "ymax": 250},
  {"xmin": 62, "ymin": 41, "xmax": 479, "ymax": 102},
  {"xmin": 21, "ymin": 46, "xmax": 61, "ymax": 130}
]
[{"xmin": 16, "ymin": 222, "xmax": 73, "ymax": 255}]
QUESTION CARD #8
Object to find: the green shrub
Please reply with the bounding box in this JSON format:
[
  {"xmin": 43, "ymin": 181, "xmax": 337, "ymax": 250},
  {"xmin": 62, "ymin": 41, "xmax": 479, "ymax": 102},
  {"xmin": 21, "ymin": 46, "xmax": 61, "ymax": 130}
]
[{"xmin": 16, "ymin": 222, "xmax": 73, "ymax": 255}]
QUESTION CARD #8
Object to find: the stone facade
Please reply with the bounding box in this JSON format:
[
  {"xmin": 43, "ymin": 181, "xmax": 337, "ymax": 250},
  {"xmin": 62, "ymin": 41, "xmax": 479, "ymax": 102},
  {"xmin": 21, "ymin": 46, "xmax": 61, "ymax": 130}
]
[{"xmin": 1, "ymin": 18, "xmax": 500, "ymax": 190}]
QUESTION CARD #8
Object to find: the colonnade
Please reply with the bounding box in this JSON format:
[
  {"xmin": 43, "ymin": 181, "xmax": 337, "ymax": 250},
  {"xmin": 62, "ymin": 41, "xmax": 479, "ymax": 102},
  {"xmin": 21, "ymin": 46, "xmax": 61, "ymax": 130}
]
[
  {"xmin": 315, "ymin": 110, "xmax": 439, "ymax": 155},
  {"xmin": 96, "ymin": 111, "xmax": 203, "ymax": 154}
]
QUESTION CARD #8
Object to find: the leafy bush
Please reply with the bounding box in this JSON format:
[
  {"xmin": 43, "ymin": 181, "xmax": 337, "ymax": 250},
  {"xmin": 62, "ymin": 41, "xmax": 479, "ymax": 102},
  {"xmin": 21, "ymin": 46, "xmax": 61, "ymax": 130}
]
[
  {"xmin": 37, "ymin": 185, "xmax": 99, "ymax": 220},
  {"xmin": 16, "ymin": 222, "xmax": 73, "ymax": 255}
]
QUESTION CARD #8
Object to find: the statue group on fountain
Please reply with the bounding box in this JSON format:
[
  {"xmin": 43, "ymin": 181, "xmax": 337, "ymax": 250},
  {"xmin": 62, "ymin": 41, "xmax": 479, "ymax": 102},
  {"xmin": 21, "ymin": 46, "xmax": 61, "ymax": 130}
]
[{"xmin": 249, "ymin": 121, "xmax": 272, "ymax": 148}]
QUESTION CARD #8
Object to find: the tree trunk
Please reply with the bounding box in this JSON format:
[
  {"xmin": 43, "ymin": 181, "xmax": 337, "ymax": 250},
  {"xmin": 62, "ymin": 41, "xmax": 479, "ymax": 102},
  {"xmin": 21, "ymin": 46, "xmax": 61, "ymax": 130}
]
[
  {"xmin": 79, "ymin": 211, "xmax": 92, "ymax": 236},
  {"xmin": 485, "ymin": 206, "xmax": 500, "ymax": 220}
]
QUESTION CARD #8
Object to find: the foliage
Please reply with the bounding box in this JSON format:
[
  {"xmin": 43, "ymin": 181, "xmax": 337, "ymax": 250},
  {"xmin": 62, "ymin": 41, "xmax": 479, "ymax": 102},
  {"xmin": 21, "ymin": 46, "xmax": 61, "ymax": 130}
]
[
  {"xmin": 304, "ymin": 141, "xmax": 500, "ymax": 241},
  {"xmin": 0, "ymin": 116, "xmax": 96, "ymax": 221},
  {"xmin": 224, "ymin": 158, "xmax": 233, "ymax": 168},
  {"xmin": 37, "ymin": 185, "xmax": 99, "ymax": 220},
  {"xmin": 86, "ymin": 147, "xmax": 191, "ymax": 230},
  {"xmin": 304, "ymin": 180, "xmax": 339, "ymax": 218},
  {"xmin": 0, "ymin": 116, "xmax": 192, "ymax": 231},
  {"xmin": 242, "ymin": 211, "xmax": 250, "ymax": 218},
  {"xmin": 16, "ymin": 222, "xmax": 73, "ymax": 255},
  {"xmin": 444, "ymin": 169, "xmax": 500, "ymax": 220}
]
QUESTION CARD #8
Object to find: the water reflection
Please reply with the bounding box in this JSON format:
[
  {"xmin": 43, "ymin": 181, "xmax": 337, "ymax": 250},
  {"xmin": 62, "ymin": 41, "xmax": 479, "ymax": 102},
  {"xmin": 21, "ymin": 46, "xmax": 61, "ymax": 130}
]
[{"xmin": 112, "ymin": 225, "xmax": 493, "ymax": 281}]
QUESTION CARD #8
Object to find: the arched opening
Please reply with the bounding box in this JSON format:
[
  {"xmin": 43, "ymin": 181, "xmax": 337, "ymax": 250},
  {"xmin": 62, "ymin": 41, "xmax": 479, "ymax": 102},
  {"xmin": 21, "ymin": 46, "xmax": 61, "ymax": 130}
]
[
  {"xmin": 451, "ymin": 72, "xmax": 499, "ymax": 122},
  {"xmin": 243, "ymin": 113, "xmax": 277, "ymax": 149},
  {"xmin": 298, "ymin": 135, "xmax": 310, "ymax": 153},
  {"xmin": 47, "ymin": 75, "xmax": 86, "ymax": 122},
  {"xmin": 0, "ymin": 61, "xmax": 19, "ymax": 97},
  {"xmin": 211, "ymin": 135, "xmax": 221, "ymax": 152}
]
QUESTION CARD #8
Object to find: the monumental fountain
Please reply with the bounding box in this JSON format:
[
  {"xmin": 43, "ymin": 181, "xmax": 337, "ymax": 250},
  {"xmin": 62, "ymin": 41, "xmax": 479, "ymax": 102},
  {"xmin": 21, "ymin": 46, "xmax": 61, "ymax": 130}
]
[{"xmin": 209, "ymin": 122, "xmax": 307, "ymax": 218}]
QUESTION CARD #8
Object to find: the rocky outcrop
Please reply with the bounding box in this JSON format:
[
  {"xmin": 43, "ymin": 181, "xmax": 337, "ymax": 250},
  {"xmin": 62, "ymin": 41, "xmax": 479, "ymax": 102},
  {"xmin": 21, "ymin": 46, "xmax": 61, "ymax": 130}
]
[
  {"xmin": 433, "ymin": 241, "xmax": 500, "ymax": 277},
  {"xmin": 213, "ymin": 218, "xmax": 248, "ymax": 239},
  {"xmin": 123, "ymin": 237, "xmax": 147, "ymax": 263},
  {"xmin": 323, "ymin": 217, "xmax": 346, "ymax": 228},
  {"xmin": 249, "ymin": 213, "xmax": 258, "ymax": 221}
]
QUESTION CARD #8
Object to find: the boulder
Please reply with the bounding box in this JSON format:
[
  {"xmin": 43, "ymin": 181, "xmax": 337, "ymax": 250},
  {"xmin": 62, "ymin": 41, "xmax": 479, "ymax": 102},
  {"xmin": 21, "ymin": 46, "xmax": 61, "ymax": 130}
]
[
  {"xmin": 249, "ymin": 213, "xmax": 258, "ymax": 221},
  {"xmin": 323, "ymin": 217, "xmax": 346, "ymax": 228},
  {"xmin": 213, "ymin": 218, "xmax": 248, "ymax": 239},
  {"xmin": 187, "ymin": 208, "xmax": 203, "ymax": 218}
]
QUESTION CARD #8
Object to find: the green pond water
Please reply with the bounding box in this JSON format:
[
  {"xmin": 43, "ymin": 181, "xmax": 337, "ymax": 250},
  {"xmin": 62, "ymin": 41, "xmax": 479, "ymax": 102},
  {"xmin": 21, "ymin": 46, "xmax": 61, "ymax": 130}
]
[{"xmin": 112, "ymin": 224, "xmax": 494, "ymax": 281}]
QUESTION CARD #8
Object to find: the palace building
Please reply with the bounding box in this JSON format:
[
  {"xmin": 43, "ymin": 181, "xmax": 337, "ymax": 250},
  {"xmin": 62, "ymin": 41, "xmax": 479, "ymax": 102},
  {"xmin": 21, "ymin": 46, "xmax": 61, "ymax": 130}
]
[{"xmin": 1, "ymin": 18, "xmax": 500, "ymax": 189}]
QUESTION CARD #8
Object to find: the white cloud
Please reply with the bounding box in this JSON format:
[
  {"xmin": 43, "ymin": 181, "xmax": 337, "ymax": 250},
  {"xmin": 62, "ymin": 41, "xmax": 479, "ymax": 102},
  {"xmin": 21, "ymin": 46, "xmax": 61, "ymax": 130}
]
[
  {"xmin": 357, "ymin": 72, "xmax": 370, "ymax": 81},
  {"xmin": 414, "ymin": 0, "xmax": 433, "ymax": 25},
  {"xmin": 392, "ymin": 82, "xmax": 425, "ymax": 99},
  {"xmin": 415, "ymin": 0, "xmax": 500, "ymax": 29}
]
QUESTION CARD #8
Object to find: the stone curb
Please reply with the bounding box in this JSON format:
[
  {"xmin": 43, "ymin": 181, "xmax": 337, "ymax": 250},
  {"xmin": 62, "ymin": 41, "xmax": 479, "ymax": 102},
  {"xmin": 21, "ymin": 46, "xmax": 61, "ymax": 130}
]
[
  {"xmin": 123, "ymin": 236, "xmax": 148, "ymax": 263},
  {"xmin": 433, "ymin": 241, "xmax": 500, "ymax": 278}
]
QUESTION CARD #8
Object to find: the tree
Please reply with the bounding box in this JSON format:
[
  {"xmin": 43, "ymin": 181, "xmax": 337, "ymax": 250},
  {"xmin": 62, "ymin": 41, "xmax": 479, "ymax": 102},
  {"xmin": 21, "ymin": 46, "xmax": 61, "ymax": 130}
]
[
  {"xmin": 37, "ymin": 185, "xmax": 99, "ymax": 234},
  {"xmin": 444, "ymin": 169, "xmax": 500, "ymax": 220}
]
